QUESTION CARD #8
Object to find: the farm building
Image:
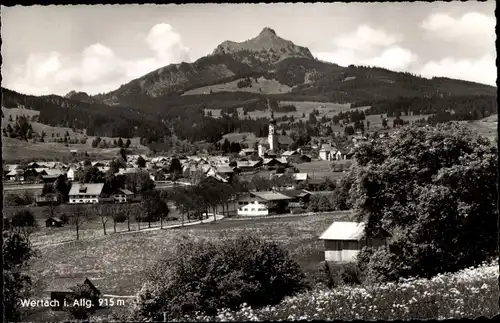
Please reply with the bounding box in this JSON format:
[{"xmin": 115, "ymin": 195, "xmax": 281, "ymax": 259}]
[
  {"xmin": 239, "ymin": 148, "xmax": 256, "ymax": 157},
  {"xmin": 44, "ymin": 277, "xmax": 101, "ymax": 310},
  {"xmin": 288, "ymin": 154, "xmax": 312, "ymax": 163},
  {"xmin": 5, "ymin": 169, "xmax": 24, "ymax": 181},
  {"xmin": 319, "ymin": 144, "xmax": 346, "ymax": 161},
  {"xmin": 292, "ymin": 173, "xmax": 309, "ymax": 182},
  {"xmin": 68, "ymin": 183, "xmax": 105, "ymax": 204},
  {"xmin": 45, "ymin": 217, "xmax": 63, "ymax": 228},
  {"xmin": 237, "ymin": 191, "xmax": 294, "ymax": 216},
  {"xmin": 111, "ymin": 188, "xmax": 135, "ymax": 203},
  {"xmin": 319, "ymin": 221, "xmax": 387, "ymax": 262},
  {"xmin": 36, "ymin": 194, "xmax": 61, "ymax": 206},
  {"xmin": 236, "ymin": 160, "xmax": 262, "ymax": 171}
]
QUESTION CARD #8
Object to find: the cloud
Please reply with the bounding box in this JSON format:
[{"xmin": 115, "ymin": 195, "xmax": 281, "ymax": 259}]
[
  {"xmin": 332, "ymin": 25, "xmax": 401, "ymax": 51},
  {"xmin": 313, "ymin": 25, "xmax": 417, "ymax": 71},
  {"xmin": 419, "ymin": 54, "xmax": 496, "ymax": 86},
  {"xmin": 421, "ymin": 12, "xmax": 495, "ymax": 49},
  {"xmin": 2, "ymin": 23, "xmax": 191, "ymax": 96},
  {"xmin": 361, "ymin": 46, "xmax": 418, "ymax": 71}
]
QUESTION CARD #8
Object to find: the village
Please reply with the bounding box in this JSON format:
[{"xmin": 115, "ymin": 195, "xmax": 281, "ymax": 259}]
[{"xmin": 3, "ymin": 3, "xmax": 497, "ymax": 321}]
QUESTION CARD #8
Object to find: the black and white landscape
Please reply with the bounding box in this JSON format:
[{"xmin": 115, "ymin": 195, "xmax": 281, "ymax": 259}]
[{"xmin": 1, "ymin": 3, "xmax": 498, "ymax": 322}]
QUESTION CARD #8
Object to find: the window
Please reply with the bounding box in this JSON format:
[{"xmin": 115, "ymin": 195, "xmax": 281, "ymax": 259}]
[{"xmin": 251, "ymin": 209, "xmax": 255, "ymax": 212}]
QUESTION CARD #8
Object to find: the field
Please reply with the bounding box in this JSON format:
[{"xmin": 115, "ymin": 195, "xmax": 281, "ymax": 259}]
[
  {"xmin": 2, "ymin": 106, "xmax": 149, "ymax": 162},
  {"xmin": 26, "ymin": 210, "xmax": 352, "ymax": 302},
  {"xmin": 2, "ymin": 137, "xmax": 146, "ymax": 163},
  {"xmin": 462, "ymin": 114, "xmax": 498, "ymax": 141},
  {"xmin": 183, "ymin": 76, "xmax": 292, "ymax": 96}
]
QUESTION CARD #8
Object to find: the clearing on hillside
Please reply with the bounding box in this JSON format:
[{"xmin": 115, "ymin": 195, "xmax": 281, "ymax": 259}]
[{"xmin": 182, "ymin": 76, "xmax": 292, "ymax": 96}]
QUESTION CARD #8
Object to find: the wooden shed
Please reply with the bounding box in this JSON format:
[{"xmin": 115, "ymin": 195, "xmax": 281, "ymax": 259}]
[
  {"xmin": 45, "ymin": 217, "xmax": 63, "ymax": 228},
  {"xmin": 319, "ymin": 221, "xmax": 386, "ymax": 262},
  {"xmin": 44, "ymin": 277, "xmax": 101, "ymax": 311}
]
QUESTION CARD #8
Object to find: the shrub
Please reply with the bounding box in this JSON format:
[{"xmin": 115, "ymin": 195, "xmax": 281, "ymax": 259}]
[
  {"xmin": 290, "ymin": 208, "xmax": 306, "ymax": 214},
  {"xmin": 132, "ymin": 234, "xmax": 309, "ymax": 321},
  {"xmin": 114, "ymin": 212, "xmax": 127, "ymax": 223},
  {"xmin": 11, "ymin": 209, "xmax": 37, "ymax": 228},
  {"xmin": 59, "ymin": 213, "xmax": 70, "ymax": 224}
]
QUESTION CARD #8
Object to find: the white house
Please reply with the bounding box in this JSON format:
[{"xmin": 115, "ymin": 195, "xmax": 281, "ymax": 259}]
[
  {"xmin": 68, "ymin": 183, "xmax": 105, "ymax": 204},
  {"xmin": 237, "ymin": 191, "xmax": 293, "ymax": 216},
  {"xmin": 112, "ymin": 188, "xmax": 135, "ymax": 203},
  {"xmin": 319, "ymin": 144, "xmax": 346, "ymax": 161},
  {"xmin": 237, "ymin": 200, "xmax": 269, "ymax": 216},
  {"xmin": 66, "ymin": 167, "xmax": 77, "ymax": 182},
  {"xmin": 319, "ymin": 221, "xmax": 386, "ymax": 262}
]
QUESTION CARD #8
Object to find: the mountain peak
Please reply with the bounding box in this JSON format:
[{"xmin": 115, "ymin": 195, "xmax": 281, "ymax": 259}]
[
  {"xmin": 212, "ymin": 27, "xmax": 313, "ymax": 63},
  {"xmin": 258, "ymin": 27, "xmax": 277, "ymax": 37}
]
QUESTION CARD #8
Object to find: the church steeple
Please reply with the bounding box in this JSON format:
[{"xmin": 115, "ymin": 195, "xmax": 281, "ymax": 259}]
[{"xmin": 267, "ymin": 98, "xmax": 276, "ymax": 125}]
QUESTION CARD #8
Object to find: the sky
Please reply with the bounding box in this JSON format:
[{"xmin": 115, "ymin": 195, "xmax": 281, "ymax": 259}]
[{"xmin": 1, "ymin": 3, "xmax": 496, "ymax": 96}]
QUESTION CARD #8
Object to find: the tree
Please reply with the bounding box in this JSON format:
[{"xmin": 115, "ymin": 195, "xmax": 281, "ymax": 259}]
[
  {"xmin": 169, "ymin": 158, "xmax": 183, "ymax": 176},
  {"xmin": 125, "ymin": 139, "xmax": 131, "ymax": 148},
  {"xmin": 119, "ymin": 147, "xmax": 128, "ymax": 161},
  {"xmin": 344, "ymin": 125, "xmax": 355, "ymax": 136},
  {"xmin": 3, "ymin": 230, "xmax": 37, "ymax": 322},
  {"xmin": 221, "ymin": 138, "xmax": 231, "ymax": 153},
  {"xmin": 350, "ymin": 123, "xmax": 498, "ymax": 283},
  {"xmin": 230, "ymin": 142, "xmax": 241, "ymax": 153},
  {"xmin": 117, "ymin": 137, "xmax": 124, "ymax": 148},
  {"xmin": 137, "ymin": 156, "xmax": 146, "ymax": 168},
  {"xmin": 132, "ymin": 235, "xmax": 309, "ymax": 321},
  {"xmin": 382, "ymin": 118, "xmax": 388, "ymax": 129},
  {"xmin": 70, "ymin": 204, "xmax": 89, "ymax": 240},
  {"xmin": 124, "ymin": 170, "xmax": 155, "ymax": 194},
  {"xmin": 10, "ymin": 209, "xmax": 39, "ymax": 241},
  {"xmin": 96, "ymin": 204, "xmax": 110, "ymax": 235},
  {"xmin": 140, "ymin": 190, "xmax": 169, "ymax": 228}
]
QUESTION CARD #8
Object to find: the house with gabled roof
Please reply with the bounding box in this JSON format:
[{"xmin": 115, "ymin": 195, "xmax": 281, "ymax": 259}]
[
  {"xmin": 44, "ymin": 277, "xmax": 101, "ymax": 310},
  {"xmin": 319, "ymin": 221, "xmax": 387, "ymax": 262},
  {"xmin": 68, "ymin": 183, "xmax": 105, "ymax": 204}
]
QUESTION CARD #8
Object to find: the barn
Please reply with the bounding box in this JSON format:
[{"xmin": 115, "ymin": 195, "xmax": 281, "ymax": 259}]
[{"xmin": 319, "ymin": 221, "xmax": 387, "ymax": 262}]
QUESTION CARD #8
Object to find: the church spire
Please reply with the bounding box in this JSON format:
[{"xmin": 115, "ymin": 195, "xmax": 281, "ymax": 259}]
[{"xmin": 267, "ymin": 97, "xmax": 276, "ymax": 125}]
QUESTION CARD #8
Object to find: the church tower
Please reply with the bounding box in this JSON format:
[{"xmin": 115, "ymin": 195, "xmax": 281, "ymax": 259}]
[{"xmin": 267, "ymin": 98, "xmax": 279, "ymax": 152}]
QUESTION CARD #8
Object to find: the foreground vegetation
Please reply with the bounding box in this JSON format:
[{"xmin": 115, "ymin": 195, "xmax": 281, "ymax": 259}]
[{"xmin": 174, "ymin": 259, "xmax": 498, "ymax": 321}]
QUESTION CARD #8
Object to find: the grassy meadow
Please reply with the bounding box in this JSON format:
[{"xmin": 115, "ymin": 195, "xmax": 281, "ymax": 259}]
[
  {"xmin": 183, "ymin": 76, "xmax": 292, "ymax": 96},
  {"xmin": 27, "ymin": 211, "xmax": 352, "ymax": 299},
  {"xmin": 2, "ymin": 106, "xmax": 149, "ymax": 162}
]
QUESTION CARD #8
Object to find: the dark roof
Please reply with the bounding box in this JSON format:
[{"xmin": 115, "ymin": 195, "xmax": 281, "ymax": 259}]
[
  {"xmin": 307, "ymin": 178, "xmax": 325, "ymax": 185},
  {"xmin": 279, "ymin": 190, "xmax": 311, "ymax": 198},
  {"xmin": 44, "ymin": 277, "xmax": 101, "ymax": 294},
  {"xmin": 46, "ymin": 217, "xmax": 63, "ymax": 223}
]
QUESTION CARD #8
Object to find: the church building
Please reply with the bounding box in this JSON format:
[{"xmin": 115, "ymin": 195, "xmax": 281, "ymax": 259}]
[{"xmin": 258, "ymin": 100, "xmax": 293, "ymax": 157}]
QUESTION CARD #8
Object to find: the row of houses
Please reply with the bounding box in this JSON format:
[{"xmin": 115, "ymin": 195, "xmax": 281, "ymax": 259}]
[{"xmin": 35, "ymin": 183, "xmax": 136, "ymax": 206}]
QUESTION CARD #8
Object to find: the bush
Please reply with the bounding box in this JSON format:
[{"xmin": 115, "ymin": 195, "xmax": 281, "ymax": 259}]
[
  {"xmin": 4, "ymin": 192, "xmax": 34, "ymax": 207},
  {"xmin": 59, "ymin": 213, "xmax": 70, "ymax": 224},
  {"xmin": 290, "ymin": 208, "xmax": 306, "ymax": 214},
  {"xmin": 323, "ymin": 262, "xmax": 363, "ymax": 288},
  {"xmin": 11, "ymin": 209, "xmax": 37, "ymax": 228},
  {"xmin": 114, "ymin": 212, "xmax": 127, "ymax": 223},
  {"xmin": 132, "ymin": 235, "xmax": 309, "ymax": 321}
]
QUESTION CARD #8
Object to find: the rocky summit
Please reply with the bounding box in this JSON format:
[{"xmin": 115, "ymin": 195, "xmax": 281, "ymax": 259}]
[{"xmin": 212, "ymin": 27, "xmax": 314, "ymax": 63}]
